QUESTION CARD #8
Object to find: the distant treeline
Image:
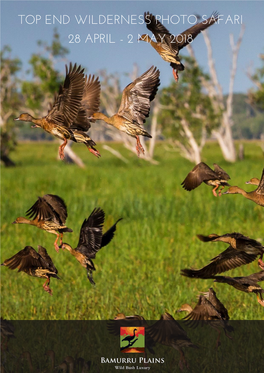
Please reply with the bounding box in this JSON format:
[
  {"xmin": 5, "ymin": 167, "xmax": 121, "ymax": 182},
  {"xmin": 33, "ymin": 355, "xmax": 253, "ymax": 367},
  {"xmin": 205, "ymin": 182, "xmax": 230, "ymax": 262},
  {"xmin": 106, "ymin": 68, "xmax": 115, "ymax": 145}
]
[
  {"xmin": 229, "ymin": 93, "xmax": 264, "ymax": 139},
  {"xmin": 16, "ymin": 93, "xmax": 264, "ymax": 142}
]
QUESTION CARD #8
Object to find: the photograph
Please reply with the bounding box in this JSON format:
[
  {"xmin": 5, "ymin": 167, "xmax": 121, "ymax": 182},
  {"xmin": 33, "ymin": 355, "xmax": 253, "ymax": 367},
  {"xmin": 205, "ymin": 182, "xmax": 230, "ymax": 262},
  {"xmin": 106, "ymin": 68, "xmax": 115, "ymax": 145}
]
[{"xmin": 1, "ymin": 0, "xmax": 263, "ymax": 371}]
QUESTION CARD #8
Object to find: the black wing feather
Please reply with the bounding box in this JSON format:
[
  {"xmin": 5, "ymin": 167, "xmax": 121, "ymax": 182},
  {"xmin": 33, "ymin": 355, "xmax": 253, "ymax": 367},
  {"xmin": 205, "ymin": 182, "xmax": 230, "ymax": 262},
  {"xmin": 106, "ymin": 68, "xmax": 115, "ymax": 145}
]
[
  {"xmin": 75, "ymin": 208, "xmax": 105, "ymax": 258},
  {"xmin": 101, "ymin": 218, "xmax": 122, "ymax": 248}
]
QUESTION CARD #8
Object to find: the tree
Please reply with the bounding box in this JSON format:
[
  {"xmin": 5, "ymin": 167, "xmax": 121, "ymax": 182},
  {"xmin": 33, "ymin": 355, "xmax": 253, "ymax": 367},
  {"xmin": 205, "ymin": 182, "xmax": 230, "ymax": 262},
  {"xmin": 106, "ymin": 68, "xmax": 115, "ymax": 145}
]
[
  {"xmin": 20, "ymin": 29, "xmax": 68, "ymax": 124},
  {"xmin": 159, "ymin": 57, "xmax": 220, "ymax": 164},
  {"xmin": 0, "ymin": 46, "xmax": 22, "ymax": 166},
  {"xmin": 187, "ymin": 24, "xmax": 245, "ymax": 162},
  {"xmin": 247, "ymin": 53, "xmax": 264, "ymax": 111}
]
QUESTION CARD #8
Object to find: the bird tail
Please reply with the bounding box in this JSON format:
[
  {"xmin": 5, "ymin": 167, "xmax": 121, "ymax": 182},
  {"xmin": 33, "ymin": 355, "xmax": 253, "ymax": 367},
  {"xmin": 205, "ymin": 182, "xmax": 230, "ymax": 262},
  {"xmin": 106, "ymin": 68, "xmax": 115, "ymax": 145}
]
[
  {"xmin": 72, "ymin": 130, "xmax": 96, "ymax": 146},
  {"xmin": 58, "ymin": 227, "xmax": 73, "ymax": 233},
  {"xmin": 87, "ymin": 268, "xmax": 95, "ymax": 285},
  {"xmin": 73, "ymin": 131, "xmax": 101, "ymax": 158},
  {"xmin": 49, "ymin": 273, "xmax": 60, "ymax": 280},
  {"xmin": 180, "ymin": 268, "xmax": 213, "ymax": 279},
  {"xmin": 170, "ymin": 62, "xmax": 184, "ymax": 71},
  {"xmin": 197, "ymin": 234, "xmax": 219, "ymax": 242},
  {"xmin": 129, "ymin": 122, "xmax": 152, "ymax": 138},
  {"xmin": 101, "ymin": 218, "xmax": 123, "ymax": 248}
]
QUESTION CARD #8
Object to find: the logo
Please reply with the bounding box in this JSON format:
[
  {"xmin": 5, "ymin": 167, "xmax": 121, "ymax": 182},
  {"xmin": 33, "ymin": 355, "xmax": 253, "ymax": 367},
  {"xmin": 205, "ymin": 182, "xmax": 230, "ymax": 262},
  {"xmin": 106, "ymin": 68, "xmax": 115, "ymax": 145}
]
[{"xmin": 120, "ymin": 327, "xmax": 145, "ymax": 353}]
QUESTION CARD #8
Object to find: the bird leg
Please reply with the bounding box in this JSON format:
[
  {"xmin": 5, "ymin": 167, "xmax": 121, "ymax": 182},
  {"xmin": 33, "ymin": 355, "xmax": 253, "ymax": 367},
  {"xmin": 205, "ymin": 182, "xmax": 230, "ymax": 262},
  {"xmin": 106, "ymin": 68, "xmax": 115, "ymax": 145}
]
[
  {"xmin": 257, "ymin": 294, "xmax": 264, "ymax": 307},
  {"xmin": 218, "ymin": 186, "xmax": 225, "ymax": 196},
  {"xmin": 258, "ymin": 254, "xmax": 264, "ymax": 270},
  {"xmin": 59, "ymin": 233, "xmax": 64, "ymax": 246},
  {"xmin": 54, "ymin": 234, "xmax": 60, "ymax": 252},
  {"xmin": 43, "ymin": 278, "xmax": 52, "ymax": 295},
  {"xmin": 58, "ymin": 139, "xmax": 68, "ymax": 160},
  {"xmin": 215, "ymin": 328, "xmax": 222, "ymax": 349},
  {"xmin": 212, "ymin": 185, "xmax": 219, "ymax": 197},
  {"xmin": 135, "ymin": 136, "xmax": 145, "ymax": 156},
  {"xmin": 172, "ymin": 69, "xmax": 179, "ymax": 82},
  {"xmin": 178, "ymin": 349, "xmax": 189, "ymax": 371},
  {"xmin": 88, "ymin": 147, "xmax": 101, "ymax": 158}
]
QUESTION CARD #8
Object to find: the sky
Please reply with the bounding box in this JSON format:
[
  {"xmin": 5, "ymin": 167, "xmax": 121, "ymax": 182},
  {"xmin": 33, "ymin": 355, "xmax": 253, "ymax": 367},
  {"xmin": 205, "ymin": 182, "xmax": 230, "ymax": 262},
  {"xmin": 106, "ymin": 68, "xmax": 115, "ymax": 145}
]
[{"xmin": 1, "ymin": 0, "xmax": 264, "ymax": 94}]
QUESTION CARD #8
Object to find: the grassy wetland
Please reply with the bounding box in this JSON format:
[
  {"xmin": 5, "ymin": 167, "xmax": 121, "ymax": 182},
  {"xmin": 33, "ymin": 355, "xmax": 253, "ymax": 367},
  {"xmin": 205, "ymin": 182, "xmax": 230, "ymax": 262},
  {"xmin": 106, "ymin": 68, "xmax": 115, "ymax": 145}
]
[{"xmin": 1, "ymin": 141, "xmax": 263, "ymax": 320}]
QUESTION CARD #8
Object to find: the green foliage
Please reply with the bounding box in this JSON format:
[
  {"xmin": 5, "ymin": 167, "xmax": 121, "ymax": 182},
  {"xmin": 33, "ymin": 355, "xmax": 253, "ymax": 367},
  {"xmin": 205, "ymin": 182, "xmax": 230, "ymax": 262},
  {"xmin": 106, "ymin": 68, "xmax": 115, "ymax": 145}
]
[
  {"xmin": 230, "ymin": 93, "xmax": 264, "ymax": 139},
  {"xmin": 248, "ymin": 54, "xmax": 264, "ymax": 110},
  {"xmin": 1, "ymin": 142, "xmax": 263, "ymax": 320},
  {"xmin": 21, "ymin": 29, "xmax": 68, "ymax": 111},
  {"xmin": 159, "ymin": 57, "xmax": 220, "ymax": 144},
  {"xmin": 0, "ymin": 46, "xmax": 22, "ymax": 163},
  {"xmin": 37, "ymin": 29, "xmax": 69, "ymax": 58}
]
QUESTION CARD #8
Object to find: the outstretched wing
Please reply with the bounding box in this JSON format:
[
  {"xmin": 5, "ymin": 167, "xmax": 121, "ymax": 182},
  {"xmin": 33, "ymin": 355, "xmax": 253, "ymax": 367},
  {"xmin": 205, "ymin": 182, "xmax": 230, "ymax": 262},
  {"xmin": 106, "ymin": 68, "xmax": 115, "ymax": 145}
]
[
  {"xmin": 71, "ymin": 74, "xmax": 101, "ymax": 131},
  {"xmin": 177, "ymin": 12, "xmax": 219, "ymax": 50},
  {"xmin": 46, "ymin": 63, "xmax": 85, "ymax": 127},
  {"xmin": 181, "ymin": 246, "xmax": 258, "ymax": 279},
  {"xmin": 181, "ymin": 162, "xmax": 217, "ymax": 191},
  {"xmin": 144, "ymin": 12, "xmax": 178, "ymax": 51},
  {"xmin": 1, "ymin": 246, "xmax": 41, "ymax": 272},
  {"xmin": 26, "ymin": 194, "xmax": 68, "ymax": 225},
  {"xmin": 38, "ymin": 245, "xmax": 58, "ymax": 274},
  {"xmin": 213, "ymin": 163, "xmax": 230, "ymax": 181},
  {"xmin": 205, "ymin": 288, "xmax": 229, "ymax": 320},
  {"xmin": 147, "ymin": 313, "xmax": 191, "ymax": 345},
  {"xmin": 117, "ymin": 66, "xmax": 160, "ymax": 125},
  {"xmin": 75, "ymin": 208, "xmax": 105, "ymax": 258},
  {"xmin": 256, "ymin": 168, "xmax": 264, "ymax": 195},
  {"xmin": 183, "ymin": 295, "xmax": 221, "ymax": 321}
]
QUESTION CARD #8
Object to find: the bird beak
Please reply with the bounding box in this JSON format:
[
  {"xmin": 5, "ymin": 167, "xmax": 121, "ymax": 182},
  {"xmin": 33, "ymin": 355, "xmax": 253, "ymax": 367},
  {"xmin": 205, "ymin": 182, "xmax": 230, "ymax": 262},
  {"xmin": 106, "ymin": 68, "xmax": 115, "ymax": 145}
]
[
  {"xmin": 245, "ymin": 181, "xmax": 250, "ymax": 184},
  {"xmin": 14, "ymin": 117, "xmax": 19, "ymax": 121},
  {"xmin": 222, "ymin": 191, "xmax": 228, "ymax": 194},
  {"xmin": 12, "ymin": 220, "xmax": 17, "ymax": 224},
  {"xmin": 59, "ymin": 244, "xmax": 64, "ymax": 250}
]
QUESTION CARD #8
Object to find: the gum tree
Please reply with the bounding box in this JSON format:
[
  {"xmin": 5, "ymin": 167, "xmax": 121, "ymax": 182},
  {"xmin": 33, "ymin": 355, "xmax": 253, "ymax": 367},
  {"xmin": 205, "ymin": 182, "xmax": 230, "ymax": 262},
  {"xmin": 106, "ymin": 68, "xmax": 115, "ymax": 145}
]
[
  {"xmin": 0, "ymin": 46, "xmax": 22, "ymax": 166},
  {"xmin": 248, "ymin": 53, "xmax": 264, "ymax": 111},
  {"xmin": 187, "ymin": 24, "xmax": 245, "ymax": 162},
  {"xmin": 158, "ymin": 57, "xmax": 220, "ymax": 164}
]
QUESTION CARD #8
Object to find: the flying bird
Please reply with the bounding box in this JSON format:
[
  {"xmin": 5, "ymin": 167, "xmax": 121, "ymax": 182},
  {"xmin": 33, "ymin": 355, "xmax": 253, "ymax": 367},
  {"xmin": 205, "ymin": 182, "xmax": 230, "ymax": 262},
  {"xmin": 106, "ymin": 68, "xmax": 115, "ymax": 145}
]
[
  {"xmin": 213, "ymin": 271, "xmax": 264, "ymax": 307},
  {"xmin": 15, "ymin": 63, "xmax": 101, "ymax": 160},
  {"xmin": 198, "ymin": 232, "xmax": 264, "ymax": 270},
  {"xmin": 246, "ymin": 178, "xmax": 260, "ymax": 186},
  {"xmin": 90, "ymin": 66, "xmax": 160, "ymax": 156},
  {"xmin": 223, "ymin": 168, "xmax": 264, "ymax": 207},
  {"xmin": 13, "ymin": 194, "xmax": 72, "ymax": 252},
  {"xmin": 139, "ymin": 11, "xmax": 219, "ymax": 81},
  {"xmin": 177, "ymin": 288, "xmax": 233, "ymax": 348},
  {"xmin": 147, "ymin": 313, "xmax": 198, "ymax": 370},
  {"xmin": 60, "ymin": 208, "xmax": 122, "ymax": 285},
  {"xmin": 1, "ymin": 246, "xmax": 60, "ymax": 295},
  {"xmin": 181, "ymin": 232, "xmax": 264, "ymax": 279},
  {"xmin": 181, "ymin": 162, "xmax": 230, "ymax": 196}
]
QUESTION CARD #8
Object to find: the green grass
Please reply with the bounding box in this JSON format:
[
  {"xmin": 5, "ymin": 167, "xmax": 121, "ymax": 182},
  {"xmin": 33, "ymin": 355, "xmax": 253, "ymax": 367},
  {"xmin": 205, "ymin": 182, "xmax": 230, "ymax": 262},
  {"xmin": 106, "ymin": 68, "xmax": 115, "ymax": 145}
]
[{"xmin": 1, "ymin": 141, "xmax": 264, "ymax": 320}]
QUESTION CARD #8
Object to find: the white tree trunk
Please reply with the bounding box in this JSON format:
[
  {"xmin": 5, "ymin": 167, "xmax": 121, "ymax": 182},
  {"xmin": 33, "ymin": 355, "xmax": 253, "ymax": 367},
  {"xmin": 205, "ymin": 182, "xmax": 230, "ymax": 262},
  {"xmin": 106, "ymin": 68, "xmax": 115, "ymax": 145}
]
[{"xmin": 187, "ymin": 25, "xmax": 245, "ymax": 162}]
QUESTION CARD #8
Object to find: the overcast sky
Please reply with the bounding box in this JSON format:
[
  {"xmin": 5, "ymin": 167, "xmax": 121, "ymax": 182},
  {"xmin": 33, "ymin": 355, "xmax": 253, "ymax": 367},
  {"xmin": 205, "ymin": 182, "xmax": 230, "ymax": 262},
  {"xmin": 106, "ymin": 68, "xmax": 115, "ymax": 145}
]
[{"xmin": 1, "ymin": 0, "xmax": 264, "ymax": 94}]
